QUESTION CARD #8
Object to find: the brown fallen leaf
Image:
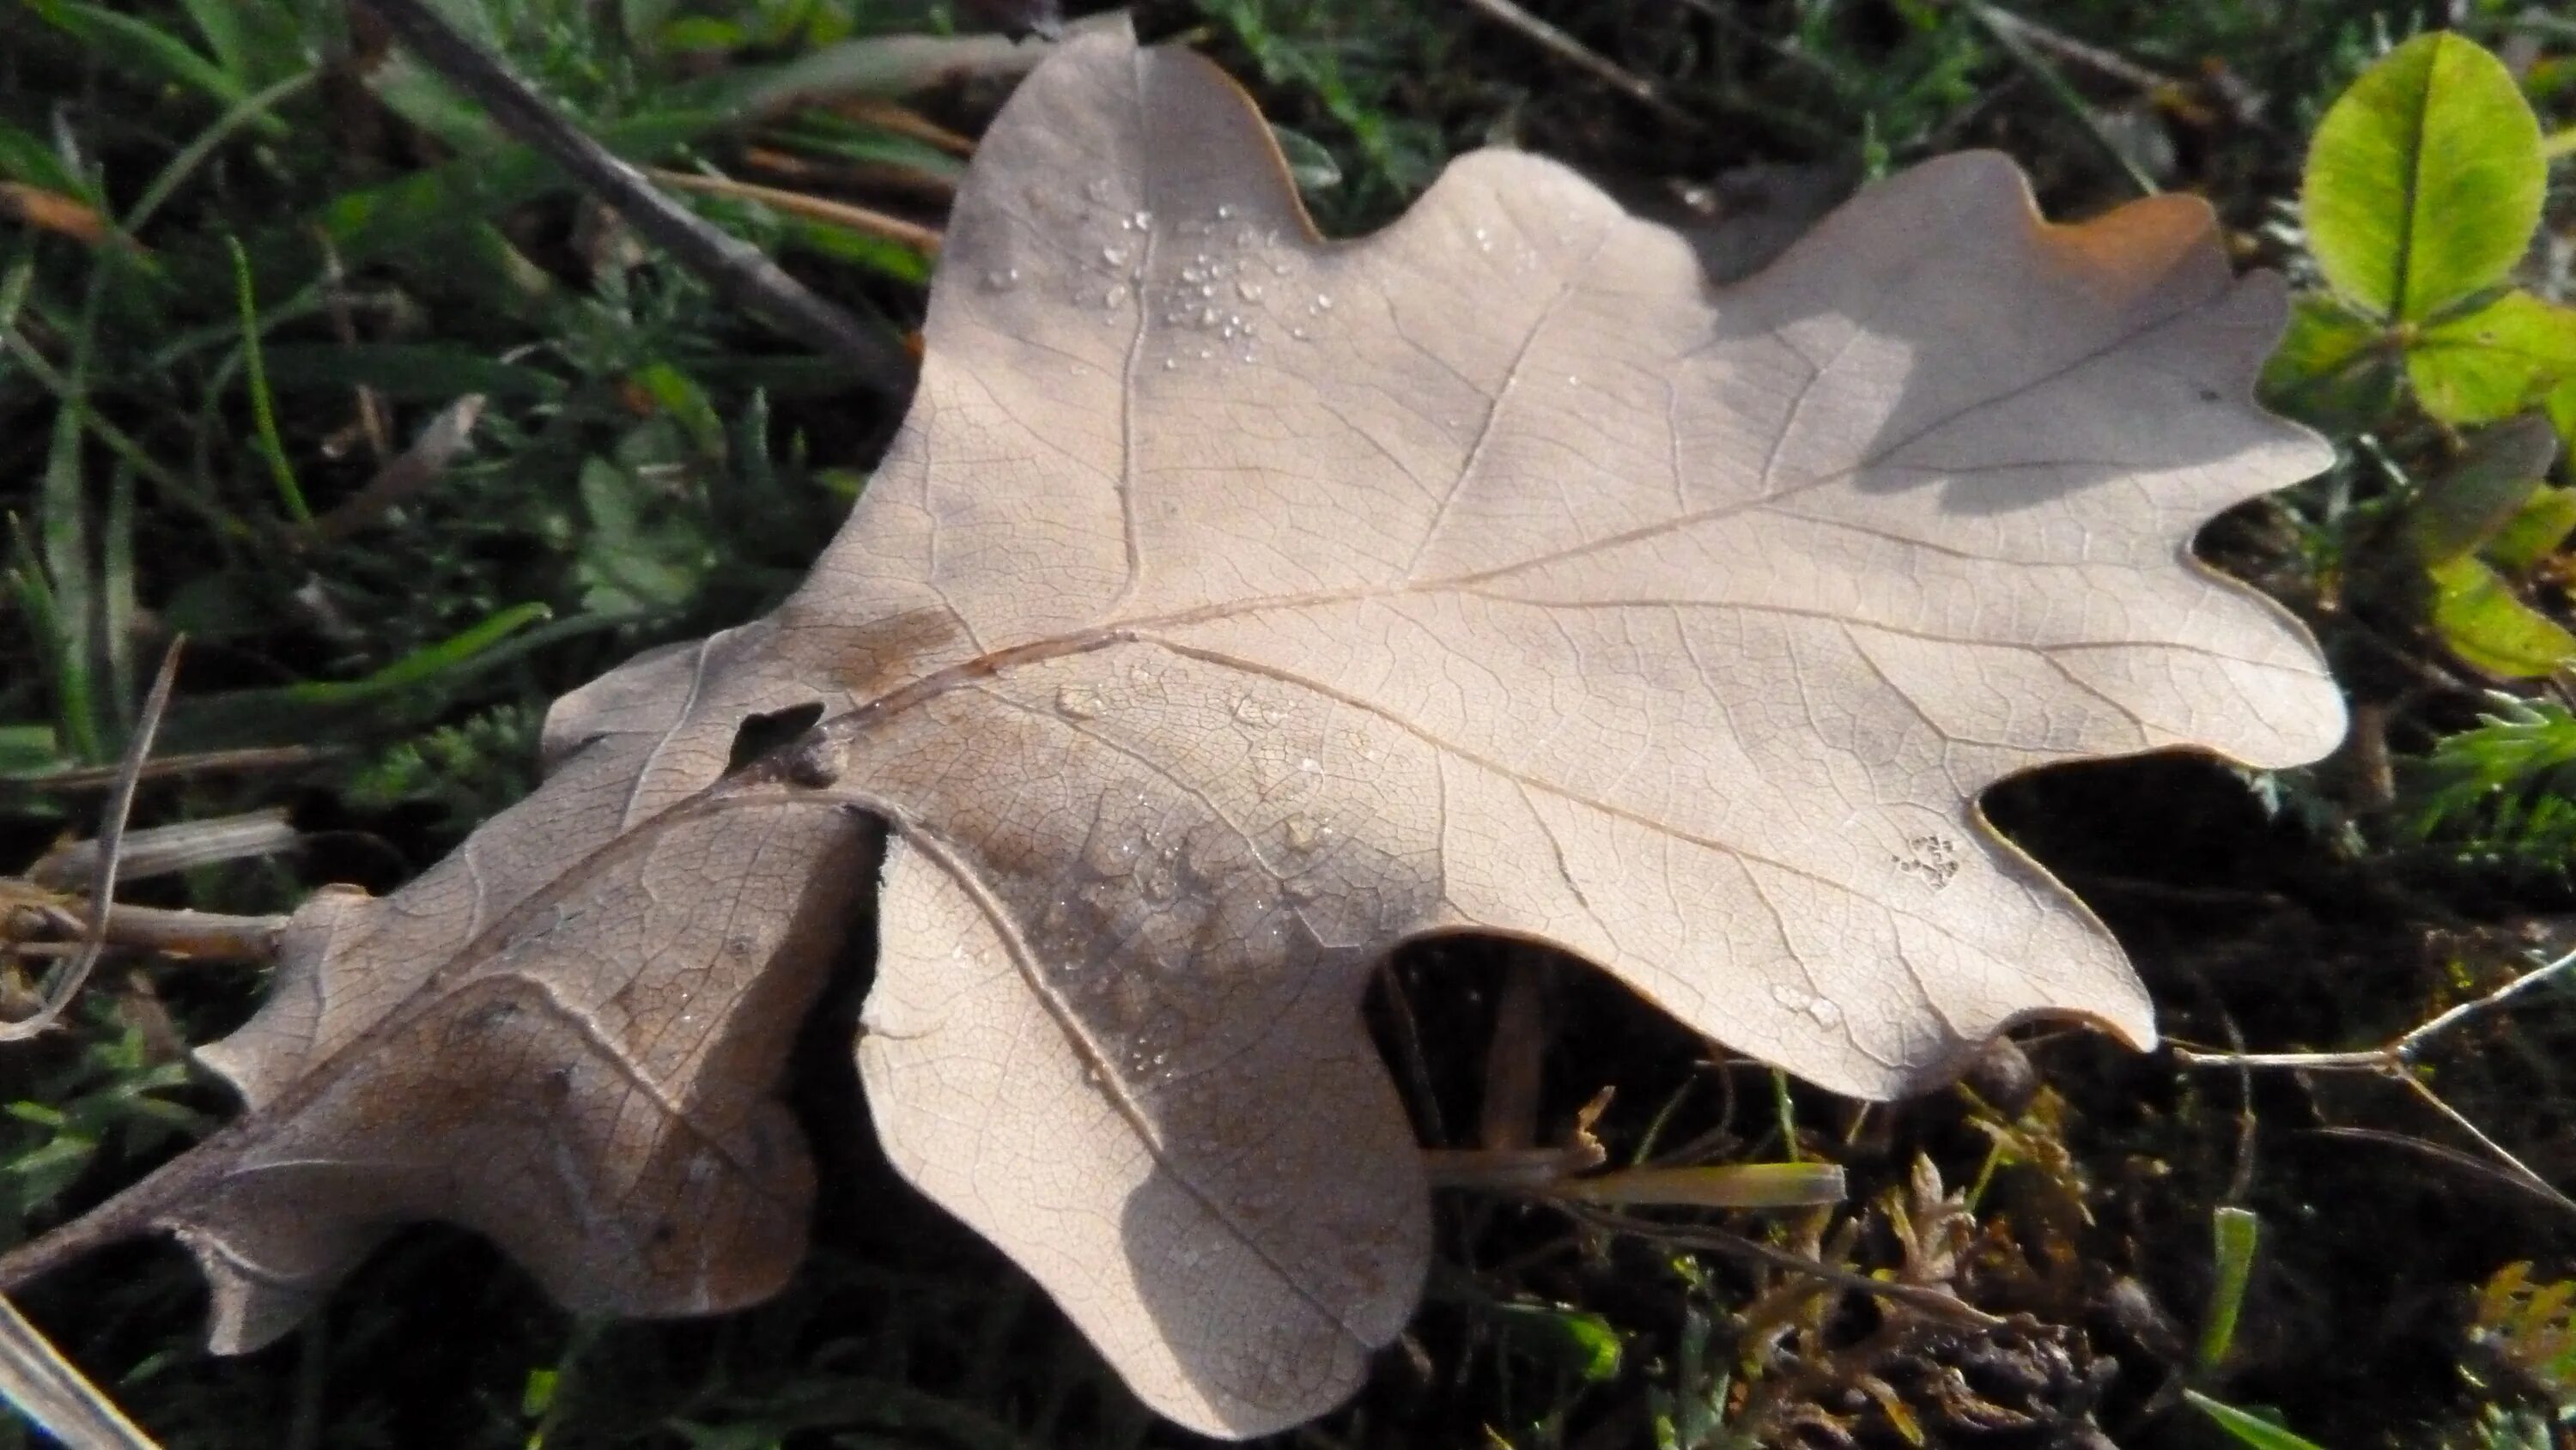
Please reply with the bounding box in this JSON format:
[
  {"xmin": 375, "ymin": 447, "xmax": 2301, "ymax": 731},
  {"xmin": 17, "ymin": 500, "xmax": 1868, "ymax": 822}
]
[{"xmin": 0, "ymin": 21, "xmax": 2344, "ymax": 1441}]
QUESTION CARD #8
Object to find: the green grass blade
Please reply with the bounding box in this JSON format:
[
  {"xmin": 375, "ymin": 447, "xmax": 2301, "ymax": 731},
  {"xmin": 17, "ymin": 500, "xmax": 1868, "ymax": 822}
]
[
  {"xmin": 309, "ymin": 111, "xmax": 723, "ymax": 266},
  {"xmin": 0, "ymin": 120, "xmax": 92, "ymax": 198},
  {"xmin": 173, "ymin": 0, "xmax": 252, "ymax": 81},
  {"xmin": 282, "ymin": 603, "xmax": 555, "ymax": 706},
  {"xmin": 1550, "ymin": 1162, "xmax": 1848, "ymax": 1209},
  {"xmin": 2196, "ymin": 1206, "xmax": 2261, "ymax": 1373},
  {"xmin": 256, "ymin": 343, "xmax": 564, "ymax": 401},
  {"xmin": 225, "ymin": 235, "xmax": 310, "ymax": 524},
  {"xmin": 34, "ymin": 282, "xmax": 102, "ymax": 761},
  {"xmin": 0, "ymin": 249, "xmax": 32, "ymax": 344},
  {"xmin": 33, "ymin": 4, "xmax": 259, "ymax": 118},
  {"xmin": 122, "ymin": 69, "xmax": 322, "ymax": 236},
  {"xmin": 2184, "ymin": 1391, "xmax": 2329, "ymax": 1450},
  {"xmin": 0, "ymin": 725, "xmax": 62, "ymax": 776},
  {"xmin": 37, "ymin": 420, "xmax": 96, "ymax": 762}
]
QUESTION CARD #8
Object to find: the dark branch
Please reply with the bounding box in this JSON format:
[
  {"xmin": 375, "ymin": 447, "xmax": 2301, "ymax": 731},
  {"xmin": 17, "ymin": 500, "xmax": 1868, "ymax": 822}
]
[
  {"xmin": 0, "ymin": 640, "xmax": 184, "ymax": 1041},
  {"xmin": 354, "ymin": 0, "xmax": 917, "ymax": 398}
]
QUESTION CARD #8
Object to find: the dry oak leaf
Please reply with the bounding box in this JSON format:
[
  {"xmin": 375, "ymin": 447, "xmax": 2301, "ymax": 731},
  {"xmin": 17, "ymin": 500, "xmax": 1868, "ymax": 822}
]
[{"xmin": 0, "ymin": 24, "xmax": 2346, "ymax": 1442}]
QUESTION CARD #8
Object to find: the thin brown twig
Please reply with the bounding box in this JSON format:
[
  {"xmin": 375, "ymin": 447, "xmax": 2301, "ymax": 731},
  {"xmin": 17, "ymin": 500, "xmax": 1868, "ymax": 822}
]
[
  {"xmin": 741, "ymin": 147, "xmax": 957, "ymax": 204},
  {"xmin": 5, "ymin": 743, "xmax": 335, "ymax": 791},
  {"xmin": 2397, "ymin": 1075, "xmax": 2576, "ymax": 1216},
  {"xmin": 313, "ymin": 231, "xmax": 390, "ymax": 463},
  {"xmin": 0, "ymin": 640, "xmax": 184, "ymax": 1040},
  {"xmin": 29, "ymin": 808, "xmax": 300, "ymax": 888},
  {"xmin": 16, "ymin": 901, "xmax": 288, "ymax": 962},
  {"xmin": 1962, "ymin": 2, "xmax": 2159, "ymax": 197},
  {"xmin": 2174, "ymin": 945, "xmax": 2576, "ymax": 1214},
  {"xmin": 1451, "ymin": 0, "xmax": 1700, "ymax": 129},
  {"xmin": 832, "ymin": 97, "xmax": 976, "ymax": 158},
  {"xmin": 1565, "ymin": 1204, "xmax": 2004, "ymax": 1330},
  {"xmin": 1965, "ymin": 3, "xmax": 2173, "ymax": 93},
  {"xmin": 2306, "ymin": 1126, "xmax": 2576, "ymax": 1213},
  {"xmin": 2396, "ymin": 949, "xmax": 2576, "ymax": 1055},
  {"xmin": 353, "ymin": 0, "xmax": 914, "ymax": 397},
  {"xmin": 2173, "ymin": 945, "xmax": 2576, "ymax": 1074},
  {"xmin": 303, "ymin": 394, "xmax": 485, "ymax": 543},
  {"xmin": 646, "ymin": 168, "xmax": 943, "ymax": 254}
]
